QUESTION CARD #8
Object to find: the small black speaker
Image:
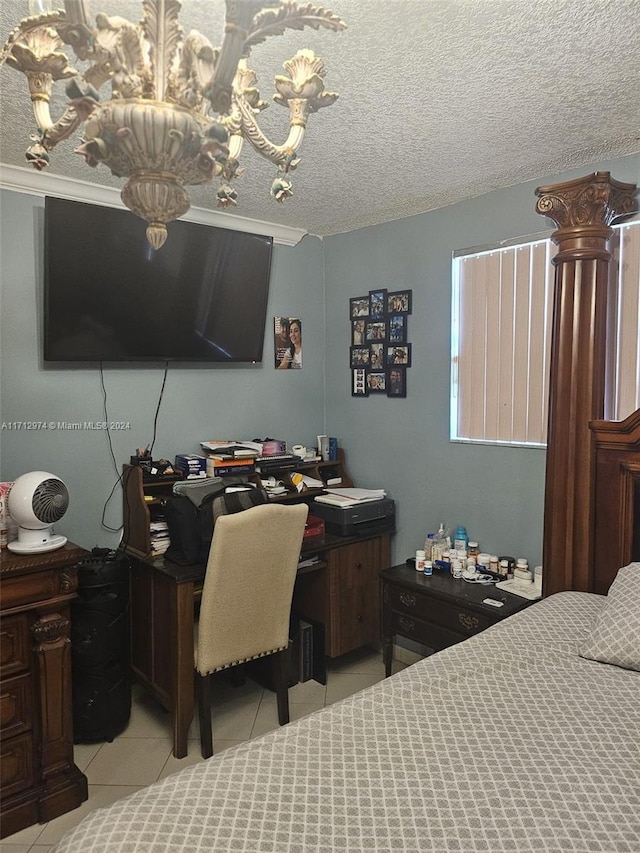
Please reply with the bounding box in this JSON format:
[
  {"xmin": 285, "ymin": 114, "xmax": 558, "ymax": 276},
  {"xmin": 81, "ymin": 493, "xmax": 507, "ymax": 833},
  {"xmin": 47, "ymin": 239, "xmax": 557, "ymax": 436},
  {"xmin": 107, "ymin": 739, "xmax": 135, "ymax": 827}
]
[{"xmin": 71, "ymin": 548, "xmax": 131, "ymax": 742}]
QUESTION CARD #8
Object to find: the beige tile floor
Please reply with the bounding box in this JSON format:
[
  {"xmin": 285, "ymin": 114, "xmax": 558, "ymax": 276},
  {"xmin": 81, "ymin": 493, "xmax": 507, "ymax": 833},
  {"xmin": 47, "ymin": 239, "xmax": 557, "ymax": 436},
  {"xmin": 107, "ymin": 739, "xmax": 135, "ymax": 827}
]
[{"xmin": 1, "ymin": 648, "xmax": 408, "ymax": 853}]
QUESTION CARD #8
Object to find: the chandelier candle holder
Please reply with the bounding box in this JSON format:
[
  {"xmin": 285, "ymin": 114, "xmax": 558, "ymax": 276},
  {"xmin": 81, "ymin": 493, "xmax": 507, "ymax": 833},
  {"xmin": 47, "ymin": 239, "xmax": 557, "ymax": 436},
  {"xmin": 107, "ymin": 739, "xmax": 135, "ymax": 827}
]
[{"xmin": 0, "ymin": 0, "xmax": 346, "ymax": 247}]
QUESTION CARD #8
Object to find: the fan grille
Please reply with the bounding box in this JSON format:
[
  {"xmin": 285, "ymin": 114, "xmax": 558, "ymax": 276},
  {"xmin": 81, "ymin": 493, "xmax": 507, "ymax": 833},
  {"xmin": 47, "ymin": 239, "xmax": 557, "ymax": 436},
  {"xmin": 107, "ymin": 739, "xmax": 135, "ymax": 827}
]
[{"xmin": 32, "ymin": 478, "xmax": 69, "ymax": 523}]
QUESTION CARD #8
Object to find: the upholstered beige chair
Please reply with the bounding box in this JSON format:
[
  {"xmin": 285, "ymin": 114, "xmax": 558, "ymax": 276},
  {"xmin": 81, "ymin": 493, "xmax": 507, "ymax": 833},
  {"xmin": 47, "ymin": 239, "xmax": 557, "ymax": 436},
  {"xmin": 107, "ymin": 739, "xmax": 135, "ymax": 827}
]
[{"xmin": 195, "ymin": 502, "xmax": 309, "ymax": 758}]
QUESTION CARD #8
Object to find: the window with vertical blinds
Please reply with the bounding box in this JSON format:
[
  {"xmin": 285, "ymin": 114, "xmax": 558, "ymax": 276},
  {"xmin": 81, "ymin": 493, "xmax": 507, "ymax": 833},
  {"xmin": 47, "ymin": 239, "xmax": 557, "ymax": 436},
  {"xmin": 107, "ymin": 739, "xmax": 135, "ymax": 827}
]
[{"xmin": 451, "ymin": 219, "xmax": 640, "ymax": 446}]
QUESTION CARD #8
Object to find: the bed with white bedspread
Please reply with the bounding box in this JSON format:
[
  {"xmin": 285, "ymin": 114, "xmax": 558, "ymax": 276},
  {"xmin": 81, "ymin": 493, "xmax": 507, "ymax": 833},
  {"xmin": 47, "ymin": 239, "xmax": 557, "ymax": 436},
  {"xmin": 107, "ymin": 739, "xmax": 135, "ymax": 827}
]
[{"xmin": 53, "ymin": 576, "xmax": 640, "ymax": 853}]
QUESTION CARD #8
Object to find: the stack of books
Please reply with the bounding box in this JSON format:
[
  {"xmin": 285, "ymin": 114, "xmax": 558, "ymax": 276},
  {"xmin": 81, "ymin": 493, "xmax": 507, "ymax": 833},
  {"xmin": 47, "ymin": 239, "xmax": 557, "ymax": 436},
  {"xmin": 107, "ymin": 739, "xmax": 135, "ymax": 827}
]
[{"xmin": 200, "ymin": 440, "xmax": 261, "ymax": 478}]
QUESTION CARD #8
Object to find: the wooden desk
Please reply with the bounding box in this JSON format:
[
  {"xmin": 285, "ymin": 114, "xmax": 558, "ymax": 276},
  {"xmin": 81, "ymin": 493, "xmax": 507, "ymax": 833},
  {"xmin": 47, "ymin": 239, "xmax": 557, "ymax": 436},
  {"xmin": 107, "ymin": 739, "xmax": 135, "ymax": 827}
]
[{"xmin": 130, "ymin": 530, "xmax": 390, "ymax": 758}]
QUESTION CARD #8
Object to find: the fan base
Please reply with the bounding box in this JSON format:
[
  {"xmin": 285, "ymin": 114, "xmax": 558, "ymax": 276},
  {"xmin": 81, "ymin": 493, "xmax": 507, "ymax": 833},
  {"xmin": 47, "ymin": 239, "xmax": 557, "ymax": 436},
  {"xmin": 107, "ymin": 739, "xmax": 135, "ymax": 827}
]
[{"xmin": 8, "ymin": 534, "xmax": 68, "ymax": 554}]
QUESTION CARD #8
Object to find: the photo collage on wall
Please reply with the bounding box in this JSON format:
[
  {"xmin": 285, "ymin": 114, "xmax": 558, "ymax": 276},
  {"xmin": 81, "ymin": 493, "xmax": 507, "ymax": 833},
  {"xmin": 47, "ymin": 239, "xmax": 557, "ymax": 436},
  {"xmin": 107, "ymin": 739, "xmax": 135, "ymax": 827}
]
[{"xmin": 349, "ymin": 289, "xmax": 412, "ymax": 398}]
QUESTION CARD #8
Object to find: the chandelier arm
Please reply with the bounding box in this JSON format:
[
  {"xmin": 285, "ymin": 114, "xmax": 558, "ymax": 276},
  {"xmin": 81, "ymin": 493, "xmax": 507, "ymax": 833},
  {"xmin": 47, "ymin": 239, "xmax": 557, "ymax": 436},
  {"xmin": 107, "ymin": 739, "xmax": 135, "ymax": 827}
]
[
  {"xmin": 32, "ymin": 95, "xmax": 54, "ymax": 131},
  {"xmin": 40, "ymin": 99, "xmax": 95, "ymax": 150},
  {"xmin": 235, "ymin": 94, "xmax": 305, "ymax": 168},
  {"xmin": 228, "ymin": 134, "xmax": 243, "ymax": 160},
  {"xmin": 205, "ymin": 1, "xmax": 265, "ymax": 114}
]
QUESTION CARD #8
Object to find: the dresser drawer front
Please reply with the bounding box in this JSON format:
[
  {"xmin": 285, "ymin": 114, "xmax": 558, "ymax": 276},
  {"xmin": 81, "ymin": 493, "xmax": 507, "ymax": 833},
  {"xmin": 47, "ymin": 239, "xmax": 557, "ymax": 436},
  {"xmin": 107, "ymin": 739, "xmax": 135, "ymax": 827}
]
[
  {"xmin": 1, "ymin": 570, "xmax": 61, "ymax": 610},
  {"xmin": 1, "ymin": 673, "xmax": 32, "ymax": 739},
  {"xmin": 387, "ymin": 586, "xmax": 493, "ymax": 636},
  {"xmin": 0, "ymin": 614, "xmax": 30, "ymax": 678},
  {"xmin": 390, "ymin": 611, "xmax": 465, "ymax": 652},
  {"xmin": 0, "ymin": 732, "xmax": 34, "ymax": 797}
]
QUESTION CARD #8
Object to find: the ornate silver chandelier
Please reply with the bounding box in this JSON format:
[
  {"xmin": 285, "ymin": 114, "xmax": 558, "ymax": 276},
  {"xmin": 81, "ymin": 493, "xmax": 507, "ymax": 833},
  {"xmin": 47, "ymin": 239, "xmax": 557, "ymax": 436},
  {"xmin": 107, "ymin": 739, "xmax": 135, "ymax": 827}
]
[{"xmin": 1, "ymin": 1, "xmax": 346, "ymax": 247}]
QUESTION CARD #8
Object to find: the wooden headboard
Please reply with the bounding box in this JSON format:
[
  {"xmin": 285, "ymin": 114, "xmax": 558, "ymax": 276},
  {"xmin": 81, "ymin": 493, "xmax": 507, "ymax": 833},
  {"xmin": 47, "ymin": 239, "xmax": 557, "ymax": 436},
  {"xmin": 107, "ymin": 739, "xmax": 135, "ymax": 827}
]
[
  {"xmin": 535, "ymin": 173, "xmax": 638, "ymax": 595},
  {"xmin": 591, "ymin": 408, "xmax": 640, "ymax": 594}
]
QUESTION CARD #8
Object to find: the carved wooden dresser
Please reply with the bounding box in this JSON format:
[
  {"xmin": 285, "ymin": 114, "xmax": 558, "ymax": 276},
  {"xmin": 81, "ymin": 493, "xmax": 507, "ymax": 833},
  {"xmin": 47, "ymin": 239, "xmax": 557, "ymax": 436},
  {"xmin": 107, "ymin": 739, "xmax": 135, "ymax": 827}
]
[{"xmin": 1, "ymin": 542, "xmax": 88, "ymax": 838}]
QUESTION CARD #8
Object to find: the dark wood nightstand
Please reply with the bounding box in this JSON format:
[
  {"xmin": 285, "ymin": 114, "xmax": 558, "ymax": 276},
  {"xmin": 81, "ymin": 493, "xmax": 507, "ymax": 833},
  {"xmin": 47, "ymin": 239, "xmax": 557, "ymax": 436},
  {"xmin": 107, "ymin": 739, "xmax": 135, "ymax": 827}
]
[{"xmin": 381, "ymin": 562, "xmax": 537, "ymax": 676}]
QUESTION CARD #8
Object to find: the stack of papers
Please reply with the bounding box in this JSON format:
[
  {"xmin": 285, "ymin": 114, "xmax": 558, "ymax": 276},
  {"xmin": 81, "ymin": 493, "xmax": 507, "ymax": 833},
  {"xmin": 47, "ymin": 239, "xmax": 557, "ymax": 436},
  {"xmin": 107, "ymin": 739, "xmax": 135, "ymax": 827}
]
[{"xmin": 316, "ymin": 488, "xmax": 386, "ymax": 507}]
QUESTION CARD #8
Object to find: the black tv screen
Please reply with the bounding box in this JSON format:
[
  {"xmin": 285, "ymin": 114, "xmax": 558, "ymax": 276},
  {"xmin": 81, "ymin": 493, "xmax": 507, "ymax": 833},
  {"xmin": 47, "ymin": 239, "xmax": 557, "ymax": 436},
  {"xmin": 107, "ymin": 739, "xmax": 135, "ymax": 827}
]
[{"xmin": 44, "ymin": 197, "xmax": 273, "ymax": 362}]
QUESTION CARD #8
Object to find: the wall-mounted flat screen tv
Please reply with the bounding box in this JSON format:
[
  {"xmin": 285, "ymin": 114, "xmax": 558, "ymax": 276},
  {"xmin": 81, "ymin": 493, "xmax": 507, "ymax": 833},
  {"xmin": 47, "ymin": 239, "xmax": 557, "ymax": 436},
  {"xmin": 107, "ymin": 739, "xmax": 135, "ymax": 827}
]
[{"xmin": 44, "ymin": 197, "xmax": 273, "ymax": 362}]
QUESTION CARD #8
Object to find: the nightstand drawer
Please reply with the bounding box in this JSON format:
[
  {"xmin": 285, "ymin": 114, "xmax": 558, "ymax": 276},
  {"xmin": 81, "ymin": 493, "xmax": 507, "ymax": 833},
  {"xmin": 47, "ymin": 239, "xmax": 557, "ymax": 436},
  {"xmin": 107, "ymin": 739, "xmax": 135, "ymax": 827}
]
[
  {"xmin": 1, "ymin": 673, "xmax": 32, "ymax": 739},
  {"xmin": 0, "ymin": 732, "xmax": 34, "ymax": 797},
  {"xmin": 0, "ymin": 614, "xmax": 30, "ymax": 678},
  {"xmin": 390, "ymin": 611, "xmax": 465, "ymax": 651},
  {"xmin": 387, "ymin": 586, "xmax": 493, "ymax": 636}
]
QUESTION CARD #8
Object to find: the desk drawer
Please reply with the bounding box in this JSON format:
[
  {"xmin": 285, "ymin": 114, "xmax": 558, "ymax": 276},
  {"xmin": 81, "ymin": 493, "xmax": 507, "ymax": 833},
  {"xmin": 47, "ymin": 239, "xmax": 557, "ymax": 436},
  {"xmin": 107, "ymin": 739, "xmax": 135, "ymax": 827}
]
[
  {"xmin": 0, "ymin": 614, "xmax": 29, "ymax": 679},
  {"xmin": 386, "ymin": 586, "xmax": 493, "ymax": 637},
  {"xmin": 390, "ymin": 611, "xmax": 465, "ymax": 652},
  {"xmin": 1, "ymin": 673, "xmax": 32, "ymax": 739},
  {"xmin": 0, "ymin": 732, "xmax": 34, "ymax": 797}
]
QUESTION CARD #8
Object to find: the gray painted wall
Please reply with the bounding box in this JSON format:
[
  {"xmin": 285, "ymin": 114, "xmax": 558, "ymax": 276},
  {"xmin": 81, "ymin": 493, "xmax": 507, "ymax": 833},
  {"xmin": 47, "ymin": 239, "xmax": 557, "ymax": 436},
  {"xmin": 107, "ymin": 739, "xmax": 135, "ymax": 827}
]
[
  {"xmin": 0, "ymin": 190, "xmax": 326, "ymax": 549},
  {"xmin": 1, "ymin": 152, "xmax": 638, "ymax": 565},
  {"xmin": 323, "ymin": 153, "xmax": 639, "ymax": 570}
]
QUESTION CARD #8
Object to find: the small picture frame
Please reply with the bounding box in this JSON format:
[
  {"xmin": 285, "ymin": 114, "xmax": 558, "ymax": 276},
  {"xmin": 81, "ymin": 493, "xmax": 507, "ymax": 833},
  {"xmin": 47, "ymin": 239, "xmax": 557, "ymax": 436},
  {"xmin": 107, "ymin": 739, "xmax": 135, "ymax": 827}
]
[
  {"xmin": 367, "ymin": 371, "xmax": 387, "ymax": 393},
  {"xmin": 387, "ymin": 366, "xmax": 407, "ymax": 398},
  {"xmin": 365, "ymin": 320, "xmax": 387, "ymax": 342},
  {"xmin": 369, "ymin": 289, "xmax": 387, "ymax": 320},
  {"xmin": 352, "ymin": 368, "xmax": 369, "ymax": 397},
  {"xmin": 386, "ymin": 343, "xmax": 411, "ymax": 367},
  {"xmin": 352, "ymin": 318, "xmax": 366, "ymax": 346},
  {"xmin": 387, "ymin": 290, "xmax": 412, "ymax": 315},
  {"xmin": 370, "ymin": 342, "xmax": 385, "ymax": 371},
  {"xmin": 350, "ymin": 346, "xmax": 370, "ymax": 368},
  {"xmin": 388, "ymin": 314, "xmax": 407, "ymax": 343},
  {"xmin": 350, "ymin": 296, "xmax": 370, "ymax": 319}
]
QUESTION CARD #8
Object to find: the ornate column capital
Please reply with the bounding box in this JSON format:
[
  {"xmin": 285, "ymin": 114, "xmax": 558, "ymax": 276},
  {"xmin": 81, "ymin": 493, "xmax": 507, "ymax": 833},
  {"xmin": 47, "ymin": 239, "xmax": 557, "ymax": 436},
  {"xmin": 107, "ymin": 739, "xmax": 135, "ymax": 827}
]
[
  {"xmin": 535, "ymin": 171, "xmax": 636, "ymax": 229},
  {"xmin": 535, "ymin": 172, "xmax": 637, "ymax": 262}
]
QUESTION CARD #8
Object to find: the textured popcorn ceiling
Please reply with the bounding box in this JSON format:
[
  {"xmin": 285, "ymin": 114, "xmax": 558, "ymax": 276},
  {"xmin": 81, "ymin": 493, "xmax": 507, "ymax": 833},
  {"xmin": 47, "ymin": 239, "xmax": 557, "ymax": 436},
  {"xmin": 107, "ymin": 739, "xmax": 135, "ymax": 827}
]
[{"xmin": 0, "ymin": 0, "xmax": 639, "ymax": 237}]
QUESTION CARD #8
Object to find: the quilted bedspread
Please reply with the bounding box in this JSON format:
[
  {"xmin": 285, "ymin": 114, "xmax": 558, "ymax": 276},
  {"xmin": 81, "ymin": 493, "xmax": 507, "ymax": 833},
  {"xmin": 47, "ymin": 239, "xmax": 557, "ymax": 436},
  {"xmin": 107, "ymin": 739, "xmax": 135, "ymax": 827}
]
[{"xmin": 53, "ymin": 592, "xmax": 640, "ymax": 852}]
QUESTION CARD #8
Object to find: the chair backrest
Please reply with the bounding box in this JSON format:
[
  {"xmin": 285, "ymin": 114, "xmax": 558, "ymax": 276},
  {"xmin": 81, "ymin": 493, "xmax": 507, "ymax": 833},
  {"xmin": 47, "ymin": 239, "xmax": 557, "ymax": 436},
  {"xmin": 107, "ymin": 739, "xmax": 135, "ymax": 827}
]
[{"xmin": 196, "ymin": 502, "xmax": 308, "ymax": 676}]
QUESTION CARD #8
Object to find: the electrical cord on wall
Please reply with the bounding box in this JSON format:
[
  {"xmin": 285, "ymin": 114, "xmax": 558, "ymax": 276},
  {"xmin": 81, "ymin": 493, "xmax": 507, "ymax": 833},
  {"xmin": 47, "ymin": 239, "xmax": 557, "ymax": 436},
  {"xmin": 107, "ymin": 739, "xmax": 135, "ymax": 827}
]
[
  {"xmin": 99, "ymin": 361, "xmax": 170, "ymax": 542},
  {"xmin": 148, "ymin": 362, "xmax": 168, "ymax": 457}
]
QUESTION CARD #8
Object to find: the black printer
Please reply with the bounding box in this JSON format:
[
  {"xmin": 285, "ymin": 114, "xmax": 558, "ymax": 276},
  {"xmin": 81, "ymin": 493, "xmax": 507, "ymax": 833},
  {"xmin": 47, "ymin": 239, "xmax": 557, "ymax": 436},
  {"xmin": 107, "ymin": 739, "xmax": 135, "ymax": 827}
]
[{"xmin": 311, "ymin": 498, "xmax": 395, "ymax": 537}]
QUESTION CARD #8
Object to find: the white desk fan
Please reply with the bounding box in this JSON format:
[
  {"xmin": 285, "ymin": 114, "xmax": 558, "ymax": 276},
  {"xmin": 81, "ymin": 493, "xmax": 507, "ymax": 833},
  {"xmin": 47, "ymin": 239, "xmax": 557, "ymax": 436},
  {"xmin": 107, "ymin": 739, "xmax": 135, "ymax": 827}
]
[{"xmin": 7, "ymin": 471, "xmax": 69, "ymax": 554}]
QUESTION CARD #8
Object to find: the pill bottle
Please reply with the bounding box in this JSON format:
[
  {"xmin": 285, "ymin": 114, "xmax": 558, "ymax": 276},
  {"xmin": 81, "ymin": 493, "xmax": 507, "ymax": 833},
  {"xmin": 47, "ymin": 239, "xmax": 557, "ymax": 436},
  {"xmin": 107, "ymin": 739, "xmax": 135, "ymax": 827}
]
[
  {"xmin": 499, "ymin": 556, "xmax": 516, "ymax": 578},
  {"xmin": 477, "ymin": 553, "xmax": 491, "ymax": 572},
  {"xmin": 489, "ymin": 555, "xmax": 499, "ymax": 575},
  {"xmin": 415, "ymin": 549, "xmax": 426, "ymax": 571},
  {"xmin": 499, "ymin": 559, "xmax": 509, "ymax": 579},
  {"xmin": 453, "ymin": 526, "xmax": 468, "ymax": 552},
  {"xmin": 451, "ymin": 559, "xmax": 463, "ymax": 579},
  {"xmin": 534, "ymin": 565, "xmax": 543, "ymax": 592},
  {"xmin": 423, "ymin": 560, "xmax": 433, "ymax": 577},
  {"xmin": 467, "ymin": 541, "xmax": 479, "ymax": 559}
]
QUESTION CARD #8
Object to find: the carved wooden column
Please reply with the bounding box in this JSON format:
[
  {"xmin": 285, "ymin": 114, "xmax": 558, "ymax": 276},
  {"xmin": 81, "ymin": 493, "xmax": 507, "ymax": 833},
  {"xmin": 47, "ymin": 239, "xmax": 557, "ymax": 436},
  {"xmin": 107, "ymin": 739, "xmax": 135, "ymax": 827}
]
[{"xmin": 535, "ymin": 172, "xmax": 636, "ymax": 595}]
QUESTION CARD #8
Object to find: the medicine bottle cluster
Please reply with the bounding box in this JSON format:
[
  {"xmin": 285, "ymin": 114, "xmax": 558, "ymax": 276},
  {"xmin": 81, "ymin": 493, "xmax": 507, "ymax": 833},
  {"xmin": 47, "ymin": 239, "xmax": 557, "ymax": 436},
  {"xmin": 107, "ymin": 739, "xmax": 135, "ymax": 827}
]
[{"xmin": 416, "ymin": 522, "xmax": 536, "ymax": 587}]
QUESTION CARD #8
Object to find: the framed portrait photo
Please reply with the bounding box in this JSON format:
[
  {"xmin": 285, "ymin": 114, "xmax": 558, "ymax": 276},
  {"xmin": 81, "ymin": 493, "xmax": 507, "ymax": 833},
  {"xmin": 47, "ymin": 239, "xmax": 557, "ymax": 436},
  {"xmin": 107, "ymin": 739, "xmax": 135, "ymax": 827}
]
[
  {"xmin": 350, "ymin": 296, "xmax": 370, "ymax": 319},
  {"xmin": 369, "ymin": 342, "xmax": 384, "ymax": 371},
  {"xmin": 368, "ymin": 289, "xmax": 387, "ymax": 320},
  {"xmin": 367, "ymin": 371, "xmax": 387, "ymax": 393},
  {"xmin": 387, "ymin": 366, "xmax": 407, "ymax": 398},
  {"xmin": 388, "ymin": 313, "xmax": 407, "ymax": 343},
  {"xmin": 365, "ymin": 320, "xmax": 387, "ymax": 342},
  {"xmin": 350, "ymin": 346, "xmax": 370, "ymax": 368},
  {"xmin": 386, "ymin": 343, "xmax": 412, "ymax": 367},
  {"xmin": 352, "ymin": 318, "xmax": 366, "ymax": 345},
  {"xmin": 352, "ymin": 368, "xmax": 369, "ymax": 397},
  {"xmin": 387, "ymin": 290, "xmax": 412, "ymax": 315}
]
